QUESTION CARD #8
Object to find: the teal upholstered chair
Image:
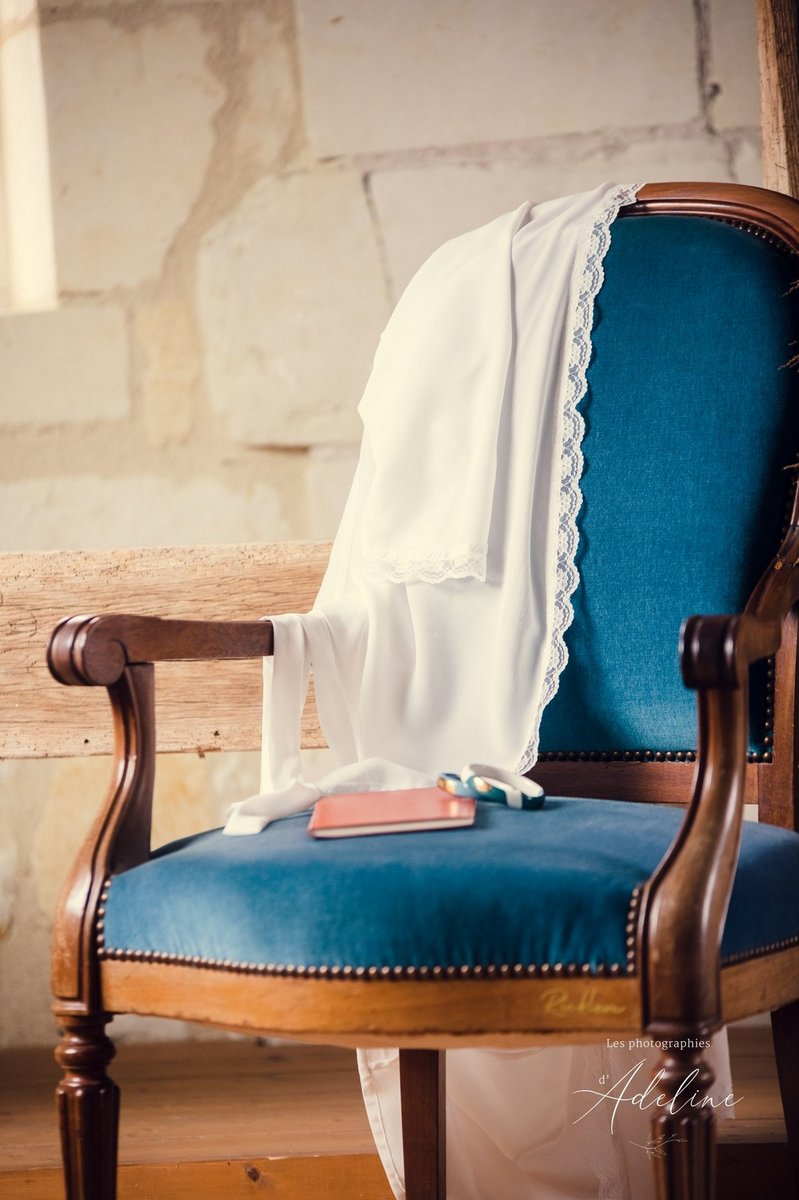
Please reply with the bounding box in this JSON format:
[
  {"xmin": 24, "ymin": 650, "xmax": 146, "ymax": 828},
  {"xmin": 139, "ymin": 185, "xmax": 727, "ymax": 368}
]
[{"xmin": 48, "ymin": 183, "xmax": 799, "ymax": 1200}]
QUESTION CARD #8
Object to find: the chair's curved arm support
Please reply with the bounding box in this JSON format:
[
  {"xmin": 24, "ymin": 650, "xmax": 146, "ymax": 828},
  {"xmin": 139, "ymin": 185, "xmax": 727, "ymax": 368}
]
[
  {"xmin": 48, "ymin": 612, "xmax": 275, "ymax": 687},
  {"xmin": 642, "ymin": 513, "xmax": 799, "ymax": 1036},
  {"xmin": 47, "ymin": 612, "xmax": 276, "ymax": 1014},
  {"xmin": 680, "ymin": 612, "xmax": 781, "ymax": 690}
]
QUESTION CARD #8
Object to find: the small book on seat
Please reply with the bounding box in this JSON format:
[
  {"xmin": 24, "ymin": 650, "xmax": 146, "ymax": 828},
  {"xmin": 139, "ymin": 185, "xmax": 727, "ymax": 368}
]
[{"xmin": 307, "ymin": 787, "xmax": 476, "ymax": 838}]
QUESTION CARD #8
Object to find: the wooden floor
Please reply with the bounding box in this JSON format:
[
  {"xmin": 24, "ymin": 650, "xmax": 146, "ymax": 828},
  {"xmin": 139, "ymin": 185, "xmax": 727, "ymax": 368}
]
[{"xmin": 0, "ymin": 1025, "xmax": 794, "ymax": 1198}]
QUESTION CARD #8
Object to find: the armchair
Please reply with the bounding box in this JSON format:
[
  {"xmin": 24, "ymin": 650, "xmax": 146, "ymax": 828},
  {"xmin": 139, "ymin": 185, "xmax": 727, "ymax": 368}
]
[{"xmin": 48, "ymin": 183, "xmax": 799, "ymax": 1200}]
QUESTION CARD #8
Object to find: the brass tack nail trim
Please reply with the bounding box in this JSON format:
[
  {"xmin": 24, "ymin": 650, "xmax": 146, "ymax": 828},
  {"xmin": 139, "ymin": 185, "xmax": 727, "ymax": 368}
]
[
  {"xmin": 96, "ymin": 940, "xmax": 640, "ymax": 979},
  {"xmin": 721, "ymin": 933, "xmax": 799, "ymax": 966},
  {"xmin": 96, "ymin": 876, "xmax": 642, "ymax": 979},
  {"xmin": 539, "ymin": 749, "xmax": 704, "ymax": 763}
]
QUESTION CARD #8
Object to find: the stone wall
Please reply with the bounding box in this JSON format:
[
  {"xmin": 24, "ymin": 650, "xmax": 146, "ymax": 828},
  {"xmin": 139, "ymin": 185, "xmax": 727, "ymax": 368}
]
[{"xmin": 0, "ymin": 0, "xmax": 761, "ymax": 1047}]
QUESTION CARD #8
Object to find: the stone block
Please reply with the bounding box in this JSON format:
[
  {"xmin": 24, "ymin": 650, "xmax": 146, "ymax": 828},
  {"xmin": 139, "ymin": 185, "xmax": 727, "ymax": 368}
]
[
  {"xmin": 150, "ymin": 756, "xmax": 221, "ymax": 852},
  {"xmin": 0, "ymin": 752, "xmax": 270, "ymax": 1049},
  {"xmin": 134, "ymin": 296, "xmax": 199, "ymax": 447},
  {"xmin": 235, "ymin": 9, "xmax": 303, "ymax": 174},
  {"xmin": 0, "ymin": 906, "xmax": 52, "ymax": 1048},
  {"xmin": 0, "ymin": 830, "xmax": 17, "ymax": 940},
  {"xmin": 0, "ymin": 759, "xmax": 54, "ymax": 1048},
  {"xmin": 198, "ymin": 169, "xmax": 389, "ymax": 446},
  {"xmin": 603, "ymin": 133, "xmax": 734, "ymax": 183},
  {"xmin": 41, "ymin": 15, "xmax": 224, "ymax": 290},
  {"xmin": 31, "ymin": 756, "xmax": 220, "ymax": 922},
  {"xmin": 208, "ymin": 751, "xmax": 261, "ymax": 824},
  {"xmin": 46, "ymin": 1, "xmax": 236, "ymax": 6},
  {"xmin": 0, "ymin": 303, "xmax": 128, "ymax": 426},
  {"xmin": 29, "ymin": 759, "xmax": 113, "ymax": 922},
  {"xmin": 33, "ymin": 756, "xmax": 233, "ymax": 916},
  {"xmin": 0, "ymin": 472, "xmax": 291, "ymax": 552},
  {"xmin": 371, "ymin": 138, "xmax": 732, "ymax": 295},
  {"xmin": 731, "ymin": 134, "xmax": 763, "ymax": 186},
  {"xmin": 295, "ymin": 0, "xmax": 699, "ymax": 156},
  {"xmin": 0, "ymin": 754, "xmax": 249, "ymax": 1049},
  {"xmin": 709, "ymin": 0, "xmax": 760, "ymax": 129},
  {"xmin": 306, "ymin": 444, "xmax": 360, "ymax": 538}
]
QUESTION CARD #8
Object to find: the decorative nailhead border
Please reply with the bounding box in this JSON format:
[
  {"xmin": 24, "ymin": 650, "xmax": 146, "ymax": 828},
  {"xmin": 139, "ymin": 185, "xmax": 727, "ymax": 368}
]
[
  {"xmin": 539, "ymin": 750, "xmax": 697, "ymax": 763},
  {"xmin": 95, "ymin": 881, "xmax": 643, "ymax": 980},
  {"xmin": 625, "ymin": 885, "xmax": 642, "ymax": 970},
  {"xmin": 708, "ymin": 215, "xmax": 797, "ymax": 257},
  {"xmin": 721, "ymin": 933, "xmax": 799, "ymax": 967},
  {"xmin": 97, "ymin": 949, "xmax": 636, "ymax": 979},
  {"xmin": 95, "ymin": 878, "xmax": 109, "ymax": 946},
  {"xmin": 538, "ymin": 650, "xmax": 776, "ymax": 766},
  {"xmin": 537, "ymin": 749, "xmax": 773, "ymax": 763}
]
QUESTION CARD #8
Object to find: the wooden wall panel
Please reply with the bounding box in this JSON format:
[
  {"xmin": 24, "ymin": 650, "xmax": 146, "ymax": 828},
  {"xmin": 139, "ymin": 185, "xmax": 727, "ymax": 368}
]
[{"xmin": 758, "ymin": 0, "xmax": 799, "ymax": 197}]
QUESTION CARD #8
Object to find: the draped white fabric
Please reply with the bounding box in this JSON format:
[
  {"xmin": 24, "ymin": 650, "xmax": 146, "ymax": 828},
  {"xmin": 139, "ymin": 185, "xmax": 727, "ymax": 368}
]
[
  {"xmin": 0, "ymin": 0, "xmax": 57, "ymax": 312},
  {"xmin": 226, "ymin": 183, "xmax": 735, "ymax": 1197},
  {"xmin": 226, "ymin": 183, "xmax": 645, "ymax": 834}
]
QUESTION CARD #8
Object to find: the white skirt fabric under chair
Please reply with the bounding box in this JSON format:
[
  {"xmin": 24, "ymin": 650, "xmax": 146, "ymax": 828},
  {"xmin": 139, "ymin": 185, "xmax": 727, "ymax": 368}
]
[{"xmin": 224, "ymin": 183, "xmax": 734, "ymax": 1198}]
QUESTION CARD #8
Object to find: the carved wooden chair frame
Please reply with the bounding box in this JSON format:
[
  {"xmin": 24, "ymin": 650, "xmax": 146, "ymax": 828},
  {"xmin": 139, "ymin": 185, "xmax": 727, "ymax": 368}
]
[{"xmin": 47, "ymin": 182, "xmax": 799, "ymax": 1200}]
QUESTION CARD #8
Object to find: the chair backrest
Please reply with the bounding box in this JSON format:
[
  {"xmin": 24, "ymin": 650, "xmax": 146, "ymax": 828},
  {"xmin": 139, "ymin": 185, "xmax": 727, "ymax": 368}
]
[{"xmin": 535, "ymin": 184, "xmax": 799, "ymax": 825}]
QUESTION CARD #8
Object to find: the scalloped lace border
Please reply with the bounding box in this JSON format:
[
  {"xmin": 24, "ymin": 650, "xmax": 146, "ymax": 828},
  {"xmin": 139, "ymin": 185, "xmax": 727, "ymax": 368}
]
[
  {"xmin": 363, "ymin": 543, "xmax": 487, "ymax": 585},
  {"xmin": 518, "ymin": 183, "xmax": 643, "ymax": 774}
]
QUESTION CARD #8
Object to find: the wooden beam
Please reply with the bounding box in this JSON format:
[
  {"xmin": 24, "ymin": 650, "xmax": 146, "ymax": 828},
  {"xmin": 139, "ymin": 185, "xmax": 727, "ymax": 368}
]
[
  {"xmin": 0, "ymin": 542, "xmax": 330, "ymax": 759},
  {"xmin": 758, "ymin": 0, "xmax": 799, "ymax": 197}
]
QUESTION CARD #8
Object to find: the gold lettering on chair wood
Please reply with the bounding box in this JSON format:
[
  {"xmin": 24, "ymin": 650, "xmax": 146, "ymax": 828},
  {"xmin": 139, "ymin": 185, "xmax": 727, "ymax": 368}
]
[{"xmin": 542, "ymin": 987, "xmax": 626, "ymax": 1018}]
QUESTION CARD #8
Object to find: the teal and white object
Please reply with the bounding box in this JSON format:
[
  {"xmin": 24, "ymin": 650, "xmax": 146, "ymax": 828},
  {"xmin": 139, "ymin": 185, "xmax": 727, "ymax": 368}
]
[
  {"xmin": 459, "ymin": 764, "xmax": 545, "ymax": 810},
  {"xmin": 436, "ymin": 772, "xmax": 478, "ymax": 799}
]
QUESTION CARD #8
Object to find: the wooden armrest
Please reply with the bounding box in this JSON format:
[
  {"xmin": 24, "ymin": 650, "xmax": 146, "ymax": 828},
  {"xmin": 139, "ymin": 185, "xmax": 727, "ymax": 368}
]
[
  {"xmin": 680, "ymin": 612, "xmax": 781, "ymax": 690},
  {"xmin": 48, "ymin": 613, "xmax": 279, "ymax": 987},
  {"xmin": 47, "ymin": 613, "xmax": 275, "ymax": 687},
  {"xmin": 644, "ymin": 506, "xmax": 799, "ymax": 1032},
  {"xmin": 680, "ymin": 504, "xmax": 799, "ymax": 691},
  {"xmin": 645, "ymin": 521, "xmax": 799, "ymax": 1032}
]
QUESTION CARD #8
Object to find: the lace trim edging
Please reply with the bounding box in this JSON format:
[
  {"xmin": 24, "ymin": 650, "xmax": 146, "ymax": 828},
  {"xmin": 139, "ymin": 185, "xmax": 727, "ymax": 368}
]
[
  {"xmin": 362, "ymin": 544, "xmax": 487, "ymax": 585},
  {"xmin": 518, "ymin": 183, "xmax": 645, "ymax": 774}
]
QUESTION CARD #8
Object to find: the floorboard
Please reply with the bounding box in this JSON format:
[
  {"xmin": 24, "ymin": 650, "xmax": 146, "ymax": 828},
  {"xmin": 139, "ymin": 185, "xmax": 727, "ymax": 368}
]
[{"xmin": 0, "ymin": 1025, "xmax": 792, "ymax": 1198}]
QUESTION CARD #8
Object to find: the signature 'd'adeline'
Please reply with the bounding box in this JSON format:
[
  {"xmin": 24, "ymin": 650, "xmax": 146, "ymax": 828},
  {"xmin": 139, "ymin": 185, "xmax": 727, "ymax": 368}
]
[{"xmin": 573, "ymin": 1059, "xmax": 739, "ymax": 1134}]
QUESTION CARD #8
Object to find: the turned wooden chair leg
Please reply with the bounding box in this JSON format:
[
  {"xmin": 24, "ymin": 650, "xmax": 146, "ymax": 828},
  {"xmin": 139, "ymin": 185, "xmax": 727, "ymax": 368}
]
[
  {"xmin": 650, "ymin": 1047, "xmax": 715, "ymax": 1200},
  {"xmin": 771, "ymin": 1000, "xmax": 799, "ymax": 1194},
  {"xmin": 399, "ymin": 1048, "xmax": 446, "ymax": 1200},
  {"xmin": 55, "ymin": 1014, "xmax": 120, "ymax": 1200}
]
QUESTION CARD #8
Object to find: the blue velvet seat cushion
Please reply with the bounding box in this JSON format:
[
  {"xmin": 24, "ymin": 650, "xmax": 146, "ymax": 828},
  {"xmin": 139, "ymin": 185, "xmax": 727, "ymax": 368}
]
[{"xmin": 101, "ymin": 799, "xmax": 799, "ymax": 976}]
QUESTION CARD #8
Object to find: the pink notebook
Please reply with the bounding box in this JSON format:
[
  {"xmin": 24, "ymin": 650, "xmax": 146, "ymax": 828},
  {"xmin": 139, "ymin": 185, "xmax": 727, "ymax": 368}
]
[{"xmin": 307, "ymin": 787, "xmax": 476, "ymax": 839}]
